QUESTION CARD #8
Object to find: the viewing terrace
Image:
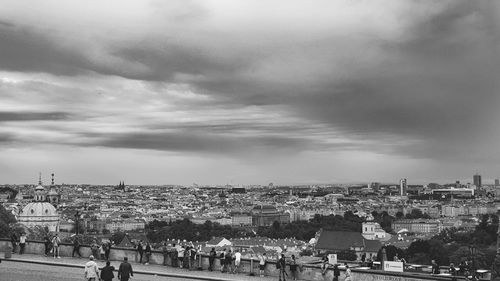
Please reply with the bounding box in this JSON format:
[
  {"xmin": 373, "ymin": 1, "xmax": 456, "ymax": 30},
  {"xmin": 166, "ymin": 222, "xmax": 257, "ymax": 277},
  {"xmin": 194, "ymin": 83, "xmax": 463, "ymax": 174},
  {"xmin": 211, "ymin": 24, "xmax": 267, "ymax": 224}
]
[{"xmin": 0, "ymin": 238, "xmax": 493, "ymax": 281}]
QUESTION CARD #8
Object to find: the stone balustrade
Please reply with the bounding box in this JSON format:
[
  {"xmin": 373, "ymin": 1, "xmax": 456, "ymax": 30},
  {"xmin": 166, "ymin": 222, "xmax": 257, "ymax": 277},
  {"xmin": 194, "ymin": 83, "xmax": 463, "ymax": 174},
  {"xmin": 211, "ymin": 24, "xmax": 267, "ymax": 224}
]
[{"xmin": 0, "ymin": 239, "xmax": 469, "ymax": 281}]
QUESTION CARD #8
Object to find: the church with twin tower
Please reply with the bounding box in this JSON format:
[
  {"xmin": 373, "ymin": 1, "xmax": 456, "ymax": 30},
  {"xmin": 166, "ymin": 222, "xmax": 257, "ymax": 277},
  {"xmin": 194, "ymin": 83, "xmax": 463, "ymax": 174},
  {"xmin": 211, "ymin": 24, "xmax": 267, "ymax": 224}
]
[{"xmin": 17, "ymin": 173, "xmax": 60, "ymax": 232}]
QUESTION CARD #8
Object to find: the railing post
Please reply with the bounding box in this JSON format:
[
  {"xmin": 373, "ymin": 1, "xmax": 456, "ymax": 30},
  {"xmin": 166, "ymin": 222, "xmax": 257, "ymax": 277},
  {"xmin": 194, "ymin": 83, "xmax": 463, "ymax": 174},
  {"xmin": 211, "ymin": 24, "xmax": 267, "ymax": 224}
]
[{"xmin": 249, "ymin": 256, "xmax": 255, "ymax": 276}]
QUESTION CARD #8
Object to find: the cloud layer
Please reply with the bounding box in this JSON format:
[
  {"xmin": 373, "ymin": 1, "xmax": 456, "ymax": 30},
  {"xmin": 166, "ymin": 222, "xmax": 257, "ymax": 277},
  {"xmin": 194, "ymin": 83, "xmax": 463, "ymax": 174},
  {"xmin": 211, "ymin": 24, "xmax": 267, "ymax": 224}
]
[{"xmin": 0, "ymin": 0, "xmax": 499, "ymax": 184}]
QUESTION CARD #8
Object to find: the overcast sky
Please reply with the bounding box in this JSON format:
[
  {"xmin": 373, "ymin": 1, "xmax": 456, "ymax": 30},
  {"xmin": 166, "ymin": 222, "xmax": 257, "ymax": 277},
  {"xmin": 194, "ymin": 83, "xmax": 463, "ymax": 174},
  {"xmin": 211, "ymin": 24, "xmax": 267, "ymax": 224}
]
[{"xmin": 0, "ymin": 0, "xmax": 499, "ymax": 185}]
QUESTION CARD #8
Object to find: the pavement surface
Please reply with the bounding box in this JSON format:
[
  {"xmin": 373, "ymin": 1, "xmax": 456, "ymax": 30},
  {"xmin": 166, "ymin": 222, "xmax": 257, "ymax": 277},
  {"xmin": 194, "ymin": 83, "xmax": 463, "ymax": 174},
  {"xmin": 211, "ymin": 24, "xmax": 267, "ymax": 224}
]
[{"xmin": 0, "ymin": 253, "xmax": 276, "ymax": 281}]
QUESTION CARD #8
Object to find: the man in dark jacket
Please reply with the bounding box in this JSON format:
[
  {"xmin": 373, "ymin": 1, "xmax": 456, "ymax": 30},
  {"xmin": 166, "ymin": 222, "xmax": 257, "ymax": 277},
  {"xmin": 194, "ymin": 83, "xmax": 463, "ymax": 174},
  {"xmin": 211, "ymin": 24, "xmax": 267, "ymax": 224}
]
[
  {"xmin": 72, "ymin": 236, "xmax": 81, "ymax": 258},
  {"xmin": 118, "ymin": 257, "xmax": 133, "ymax": 281},
  {"xmin": 278, "ymin": 254, "xmax": 287, "ymax": 281},
  {"xmin": 100, "ymin": 261, "xmax": 115, "ymax": 281},
  {"xmin": 208, "ymin": 247, "xmax": 216, "ymax": 271},
  {"xmin": 136, "ymin": 241, "xmax": 144, "ymax": 264},
  {"xmin": 44, "ymin": 235, "xmax": 52, "ymax": 256},
  {"xmin": 333, "ymin": 264, "xmax": 341, "ymax": 281},
  {"xmin": 10, "ymin": 232, "xmax": 18, "ymax": 253}
]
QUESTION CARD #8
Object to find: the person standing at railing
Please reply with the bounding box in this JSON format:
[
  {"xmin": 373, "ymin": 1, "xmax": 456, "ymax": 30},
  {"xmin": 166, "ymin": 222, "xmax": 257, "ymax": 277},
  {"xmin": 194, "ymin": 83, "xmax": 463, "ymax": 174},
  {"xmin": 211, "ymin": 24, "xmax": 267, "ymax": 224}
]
[
  {"xmin": 136, "ymin": 240, "xmax": 144, "ymax": 264},
  {"xmin": 220, "ymin": 249, "xmax": 226, "ymax": 272},
  {"xmin": 258, "ymin": 253, "xmax": 267, "ymax": 277},
  {"xmin": 162, "ymin": 243, "xmax": 169, "ymax": 266},
  {"xmin": 344, "ymin": 264, "xmax": 352, "ymax": 281},
  {"xmin": 44, "ymin": 234, "xmax": 52, "ymax": 256},
  {"xmin": 431, "ymin": 260, "xmax": 440, "ymax": 275},
  {"xmin": 72, "ymin": 236, "xmax": 82, "ymax": 258},
  {"xmin": 171, "ymin": 243, "xmax": 178, "ymax": 267},
  {"xmin": 277, "ymin": 253, "xmax": 287, "ymax": 281},
  {"xmin": 19, "ymin": 233, "xmax": 27, "ymax": 254},
  {"xmin": 289, "ymin": 254, "xmax": 298, "ymax": 281},
  {"xmin": 225, "ymin": 249, "xmax": 233, "ymax": 273},
  {"xmin": 52, "ymin": 233, "xmax": 61, "ymax": 258},
  {"xmin": 104, "ymin": 241, "xmax": 112, "ymax": 261},
  {"xmin": 208, "ymin": 247, "xmax": 216, "ymax": 271},
  {"xmin": 144, "ymin": 242, "xmax": 152, "ymax": 265},
  {"xmin": 178, "ymin": 245, "xmax": 185, "ymax": 268},
  {"xmin": 10, "ymin": 231, "xmax": 18, "ymax": 254},
  {"xmin": 234, "ymin": 249, "xmax": 241, "ymax": 274},
  {"xmin": 333, "ymin": 264, "xmax": 340, "ymax": 281}
]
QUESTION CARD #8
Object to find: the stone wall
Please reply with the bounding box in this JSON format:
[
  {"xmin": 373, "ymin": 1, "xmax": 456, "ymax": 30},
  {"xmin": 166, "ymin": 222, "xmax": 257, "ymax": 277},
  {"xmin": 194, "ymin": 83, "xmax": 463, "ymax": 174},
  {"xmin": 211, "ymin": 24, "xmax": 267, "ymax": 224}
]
[{"xmin": 0, "ymin": 239, "xmax": 460, "ymax": 281}]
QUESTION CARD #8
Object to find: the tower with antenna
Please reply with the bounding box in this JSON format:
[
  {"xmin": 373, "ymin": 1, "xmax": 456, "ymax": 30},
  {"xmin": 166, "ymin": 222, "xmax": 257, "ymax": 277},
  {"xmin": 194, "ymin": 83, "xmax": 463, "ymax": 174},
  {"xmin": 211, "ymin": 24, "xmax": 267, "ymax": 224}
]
[{"xmin": 47, "ymin": 172, "xmax": 60, "ymax": 206}]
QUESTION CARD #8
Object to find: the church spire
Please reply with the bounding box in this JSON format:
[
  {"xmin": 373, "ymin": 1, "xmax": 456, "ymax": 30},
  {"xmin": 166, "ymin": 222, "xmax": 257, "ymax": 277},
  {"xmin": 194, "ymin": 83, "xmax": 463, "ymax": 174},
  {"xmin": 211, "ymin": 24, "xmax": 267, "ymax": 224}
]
[
  {"xmin": 38, "ymin": 172, "xmax": 42, "ymax": 185},
  {"xmin": 51, "ymin": 173, "xmax": 54, "ymax": 185}
]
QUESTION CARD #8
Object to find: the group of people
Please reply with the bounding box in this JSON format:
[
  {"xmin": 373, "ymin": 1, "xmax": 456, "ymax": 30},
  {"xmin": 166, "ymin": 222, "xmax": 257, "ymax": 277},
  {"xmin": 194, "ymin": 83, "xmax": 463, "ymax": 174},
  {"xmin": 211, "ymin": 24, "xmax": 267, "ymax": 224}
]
[
  {"xmin": 217, "ymin": 248, "xmax": 243, "ymax": 273},
  {"xmin": 84, "ymin": 255, "xmax": 133, "ymax": 281},
  {"xmin": 88, "ymin": 239, "xmax": 113, "ymax": 261},
  {"xmin": 321, "ymin": 257, "xmax": 351, "ymax": 281},
  {"xmin": 12, "ymin": 231, "xmax": 62, "ymax": 258},
  {"xmin": 158, "ymin": 242, "xmax": 202, "ymax": 269},
  {"xmin": 10, "ymin": 232, "xmax": 28, "ymax": 255}
]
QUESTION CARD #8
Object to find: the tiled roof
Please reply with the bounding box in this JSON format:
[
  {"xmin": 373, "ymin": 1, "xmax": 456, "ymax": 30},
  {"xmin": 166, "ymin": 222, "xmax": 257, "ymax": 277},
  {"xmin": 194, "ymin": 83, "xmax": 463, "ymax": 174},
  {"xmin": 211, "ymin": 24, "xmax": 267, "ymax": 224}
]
[{"xmin": 315, "ymin": 230, "xmax": 365, "ymax": 251}]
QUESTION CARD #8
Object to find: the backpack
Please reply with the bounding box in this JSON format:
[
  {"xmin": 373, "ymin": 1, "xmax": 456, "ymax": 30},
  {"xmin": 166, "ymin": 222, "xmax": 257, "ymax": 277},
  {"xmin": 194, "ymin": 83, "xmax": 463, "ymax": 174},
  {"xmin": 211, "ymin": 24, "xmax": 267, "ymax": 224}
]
[{"xmin": 276, "ymin": 260, "xmax": 281, "ymax": 269}]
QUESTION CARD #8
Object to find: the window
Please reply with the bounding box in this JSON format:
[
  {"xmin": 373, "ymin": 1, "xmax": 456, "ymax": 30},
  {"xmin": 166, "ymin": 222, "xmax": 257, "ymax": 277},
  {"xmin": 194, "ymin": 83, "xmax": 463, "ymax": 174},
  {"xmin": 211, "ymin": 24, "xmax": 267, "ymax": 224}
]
[{"xmin": 31, "ymin": 209, "xmax": 34, "ymax": 214}]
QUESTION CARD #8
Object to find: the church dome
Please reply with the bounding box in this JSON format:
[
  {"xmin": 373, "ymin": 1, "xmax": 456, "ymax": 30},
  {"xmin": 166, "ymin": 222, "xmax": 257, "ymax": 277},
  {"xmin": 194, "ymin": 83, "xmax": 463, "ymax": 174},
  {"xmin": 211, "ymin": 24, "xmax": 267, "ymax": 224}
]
[
  {"xmin": 20, "ymin": 202, "xmax": 58, "ymax": 217},
  {"xmin": 35, "ymin": 184, "xmax": 45, "ymax": 191}
]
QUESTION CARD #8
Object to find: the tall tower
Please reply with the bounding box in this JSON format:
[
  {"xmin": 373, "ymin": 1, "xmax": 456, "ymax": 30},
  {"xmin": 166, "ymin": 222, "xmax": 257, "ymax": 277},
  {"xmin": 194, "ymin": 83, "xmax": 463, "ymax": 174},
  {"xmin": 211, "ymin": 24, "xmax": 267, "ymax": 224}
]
[
  {"xmin": 47, "ymin": 173, "xmax": 60, "ymax": 206},
  {"xmin": 400, "ymin": 178, "xmax": 407, "ymax": 196},
  {"xmin": 473, "ymin": 174, "xmax": 482, "ymax": 188}
]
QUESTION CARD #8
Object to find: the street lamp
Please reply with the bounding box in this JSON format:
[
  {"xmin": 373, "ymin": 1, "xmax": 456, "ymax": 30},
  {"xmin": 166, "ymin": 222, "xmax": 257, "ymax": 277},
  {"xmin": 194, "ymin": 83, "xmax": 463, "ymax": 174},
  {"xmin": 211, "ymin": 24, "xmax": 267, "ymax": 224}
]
[
  {"xmin": 469, "ymin": 245, "xmax": 476, "ymax": 277},
  {"xmin": 75, "ymin": 211, "xmax": 80, "ymax": 235}
]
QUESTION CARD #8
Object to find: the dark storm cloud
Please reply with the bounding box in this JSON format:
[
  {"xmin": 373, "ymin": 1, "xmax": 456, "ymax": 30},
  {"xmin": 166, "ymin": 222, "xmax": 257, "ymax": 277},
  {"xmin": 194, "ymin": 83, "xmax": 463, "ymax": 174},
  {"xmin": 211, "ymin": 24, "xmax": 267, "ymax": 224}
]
[
  {"xmin": 0, "ymin": 111, "xmax": 71, "ymax": 122},
  {"xmin": 0, "ymin": 23, "xmax": 87, "ymax": 75},
  {"xmin": 79, "ymin": 131, "xmax": 322, "ymax": 155},
  {"xmin": 1, "ymin": 0, "xmax": 499, "ymax": 164},
  {"xmin": 0, "ymin": 132, "xmax": 14, "ymax": 143}
]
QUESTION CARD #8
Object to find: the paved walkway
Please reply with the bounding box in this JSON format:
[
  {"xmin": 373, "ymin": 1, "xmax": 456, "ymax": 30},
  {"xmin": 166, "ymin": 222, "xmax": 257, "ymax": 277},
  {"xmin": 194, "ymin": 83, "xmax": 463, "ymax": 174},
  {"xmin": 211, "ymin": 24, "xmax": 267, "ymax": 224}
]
[{"xmin": 4, "ymin": 253, "xmax": 276, "ymax": 281}]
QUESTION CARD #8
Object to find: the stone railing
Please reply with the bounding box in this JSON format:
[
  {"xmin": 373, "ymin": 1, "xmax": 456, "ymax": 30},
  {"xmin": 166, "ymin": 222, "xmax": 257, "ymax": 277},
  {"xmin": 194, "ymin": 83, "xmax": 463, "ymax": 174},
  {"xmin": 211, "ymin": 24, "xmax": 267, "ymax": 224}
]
[{"xmin": 0, "ymin": 239, "xmax": 473, "ymax": 281}]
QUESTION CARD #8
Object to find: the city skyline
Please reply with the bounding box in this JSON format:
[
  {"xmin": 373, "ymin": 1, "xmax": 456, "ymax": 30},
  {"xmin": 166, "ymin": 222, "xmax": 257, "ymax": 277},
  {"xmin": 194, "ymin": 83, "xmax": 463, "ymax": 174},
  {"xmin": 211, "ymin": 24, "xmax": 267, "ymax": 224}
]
[{"xmin": 1, "ymin": 1, "xmax": 500, "ymax": 185}]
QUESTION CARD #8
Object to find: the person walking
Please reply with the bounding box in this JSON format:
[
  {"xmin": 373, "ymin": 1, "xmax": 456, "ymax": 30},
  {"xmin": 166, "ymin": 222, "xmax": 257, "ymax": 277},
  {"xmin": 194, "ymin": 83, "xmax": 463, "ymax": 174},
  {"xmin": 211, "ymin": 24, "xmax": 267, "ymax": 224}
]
[
  {"xmin": 84, "ymin": 255, "xmax": 100, "ymax": 281},
  {"xmin": 100, "ymin": 260, "xmax": 115, "ymax": 281},
  {"xmin": 118, "ymin": 257, "xmax": 134, "ymax": 281},
  {"xmin": 333, "ymin": 264, "xmax": 341, "ymax": 281},
  {"xmin": 52, "ymin": 233, "xmax": 61, "ymax": 258},
  {"xmin": 144, "ymin": 242, "xmax": 152, "ymax": 265},
  {"xmin": 278, "ymin": 253, "xmax": 287, "ymax": 281},
  {"xmin": 289, "ymin": 255, "xmax": 298, "ymax": 281},
  {"xmin": 19, "ymin": 233, "xmax": 27, "ymax": 255},
  {"xmin": 259, "ymin": 253, "xmax": 267, "ymax": 277},
  {"xmin": 72, "ymin": 236, "xmax": 82, "ymax": 258}
]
